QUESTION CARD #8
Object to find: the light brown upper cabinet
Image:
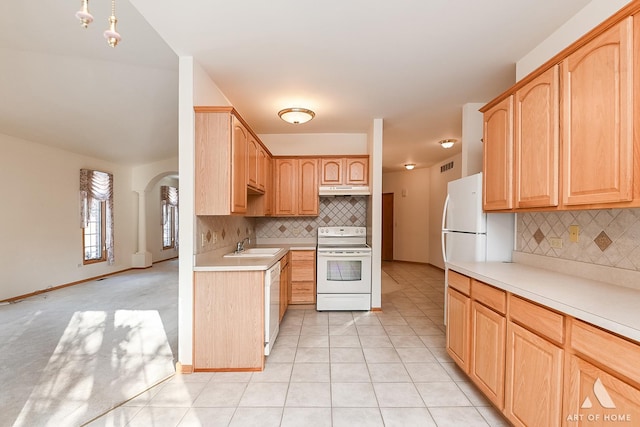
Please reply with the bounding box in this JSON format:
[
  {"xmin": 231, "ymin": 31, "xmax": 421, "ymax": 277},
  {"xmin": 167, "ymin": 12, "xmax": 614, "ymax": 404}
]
[
  {"xmin": 247, "ymin": 134, "xmax": 259, "ymax": 191},
  {"xmin": 320, "ymin": 157, "xmax": 369, "ymax": 186},
  {"xmin": 562, "ymin": 17, "xmax": 634, "ymax": 206},
  {"xmin": 274, "ymin": 158, "xmax": 319, "ymax": 216},
  {"xmin": 483, "ymin": 96, "xmax": 513, "ymax": 211},
  {"xmin": 195, "ymin": 108, "xmax": 247, "ymax": 215},
  {"xmin": 514, "ymin": 65, "xmax": 560, "ymax": 209},
  {"xmin": 481, "ymin": 5, "xmax": 640, "ymax": 212}
]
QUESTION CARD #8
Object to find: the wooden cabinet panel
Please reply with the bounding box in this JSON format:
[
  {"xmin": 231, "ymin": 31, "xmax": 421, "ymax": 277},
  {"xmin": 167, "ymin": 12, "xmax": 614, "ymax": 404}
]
[
  {"xmin": 514, "ymin": 65, "xmax": 559, "ymax": 208},
  {"xmin": 505, "ymin": 321, "xmax": 563, "ymax": 427},
  {"xmin": 289, "ymin": 250, "xmax": 316, "ymax": 304},
  {"xmin": 274, "ymin": 159, "xmax": 297, "ymax": 215},
  {"xmin": 231, "ymin": 117, "xmax": 248, "ymax": 214},
  {"xmin": 472, "ymin": 279, "xmax": 506, "ymax": 315},
  {"xmin": 571, "ymin": 319, "xmax": 640, "ymax": 386},
  {"xmin": 257, "ymin": 146, "xmax": 268, "ymax": 192},
  {"xmin": 195, "ymin": 112, "xmax": 231, "ymax": 215},
  {"xmin": 446, "ymin": 287, "xmax": 470, "ymax": 373},
  {"xmin": 298, "ymin": 158, "xmax": 319, "ymax": 215},
  {"xmin": 194, "ymin": 271, "xmax": 264, "ymax": 370},
  {"xmin": 247, "ymin": 134, "xmax": 259, "ymax": 190},
  {"xmin": 483, "ymin": 96, "xmax": 514, "ymax": 211},
  {"xmin": 564, "ymin": 355, "xmax": 640, "ymax": 427},
  {"xmin": 345, "ymin": 157, "xmax": 368, "ymax": 185},
  {"xmin": 470, "ymin": 301, "xmax": 506, "ymax": 409},
  {"xmin": 562, "ymin": 18, "xmax": 634, "ymax": 206},
  {"xmin": 279, "ymin": 253, "xmax": 290, "ymax": 321},
  {"xmin": 509, "ymin": 295, "xmax": 565, "ymax": 345},
  {"xmin": 448, "ymin": 270, "xmax": 471, "ymax": 295},
  {"xmin": 274, "ymin": 158, "xmax": 318, "ymax": 216},
  {"xmin": 320, "ymin": 158, "xmax": 343, "ymax": 185}
]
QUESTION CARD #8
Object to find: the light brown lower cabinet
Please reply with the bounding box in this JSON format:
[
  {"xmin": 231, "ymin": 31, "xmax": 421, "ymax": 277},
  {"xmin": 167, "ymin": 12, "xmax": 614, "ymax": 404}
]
[
  {"xmin": 470, "ymin": 300, "xmax": 506, "ymax": 409},
  {"xmin": 447, "ymin": 270, "xmax": 640, "ymax": 427},
  {"xmin": 193, "ymin": 271, "xmax": 264, "ymax": 371},
  {"xmin": 446, "ymin": 287, "xmax": 470, "ymax": 372},
  {"xmin": 289, "ymin": 250, "xmax": 316, "ymax": 304},
  {"xmin": 505, "ymin": 321, "xmax": 564, "ymax": 427},
  {"xmin": 279, "ymin": 253, "xmax": 290, "ymax": 321}
]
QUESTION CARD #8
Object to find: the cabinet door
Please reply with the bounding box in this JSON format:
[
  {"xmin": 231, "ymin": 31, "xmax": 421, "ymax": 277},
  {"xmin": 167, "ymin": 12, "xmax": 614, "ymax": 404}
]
[
  {"xmin": 290, "ymin": 250, "xmax": 316, "ymax": 304},
  {"xmin": 264, "ymin": 154, "xmax": 273, "ymax": 215},
  {"xmin": 563, "ymin": 355, "xmax": 640, "ymax": 427},
  {"xmin": 321, "ymin": 158, "xmax": 343, "ymax": 185},
  {"xmin": 231, "ymin": 117, "xmax": 248, "ymax": 213},
  {"xmin": 274, "ymin": 159, "xmax": 297, "ymax": 215},
  {"xmin": 298, "ymin": 159, "xmax": 319, "ymax": 216},
  {"xmin": 258, "ymin": 146, "xmax": 268, "ymax": 192},
  {"xmin": 505, "ymin": 321, "xmax": 563, "ymax": 427},
  {"xmin": 345, "ymin": 157, "xmax": 368, "ymax": 185},
  {"xmin": 446, "ymin": 287, "xmax": 470, "ymax": 373},
  {"xmin": 247, "ymin": 135, "xmax": 259, "ymax": 190},
  {"xmin": 562, "ymin": 18, "xmax": 633, "ymax": 206},
  {"xmin": 470, "ymin": 301, "xmax": 506, "ymax": 409},
  {"xmin": 514, "ymin": 65, "xmax": 559, "ymax": 208},
  {"xmin": 483, "ymin": 96, "xmax": 514, "ymax": 211}
]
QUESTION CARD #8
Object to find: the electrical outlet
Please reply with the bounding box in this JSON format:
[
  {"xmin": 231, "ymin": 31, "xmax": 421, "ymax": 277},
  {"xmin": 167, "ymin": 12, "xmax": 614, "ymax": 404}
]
[
  {"xmin": 549, "ymin": 237, "xmax": 563, "ymax": 249},
  {"xmin": 211, "ymin": 231, "xmax": 217, "ymax": 244},
  {"xmin": 200, "ymin": 233, "xmax": 206, "ymax": 247},
  {"xmin": 569, "ymin": 225, "xmax": 580, "ymax": 243}
]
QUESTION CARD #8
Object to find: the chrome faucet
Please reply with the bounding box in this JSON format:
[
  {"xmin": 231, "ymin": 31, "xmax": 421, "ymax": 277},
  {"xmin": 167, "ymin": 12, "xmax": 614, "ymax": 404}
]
[{"xmin": 236, "ymin": 237, "xmax": 251, "ymax": 253}]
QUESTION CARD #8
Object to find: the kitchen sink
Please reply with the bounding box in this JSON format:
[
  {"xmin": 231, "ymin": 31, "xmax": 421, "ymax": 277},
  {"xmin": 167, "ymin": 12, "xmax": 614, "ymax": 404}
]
[{"xmin": 223, "ymin": 247, "xmax": 282, "ymax": 258}]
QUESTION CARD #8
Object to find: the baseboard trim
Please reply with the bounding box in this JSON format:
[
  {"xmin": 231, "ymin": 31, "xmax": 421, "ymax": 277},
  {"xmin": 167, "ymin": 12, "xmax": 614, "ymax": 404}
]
[
  {"xmin": 2, "ymin": 257, "xmax": 179, "ymax": 303},
  {"xmin": 176, "ymin": 363, "xmax": 194, "ymax": 374}
]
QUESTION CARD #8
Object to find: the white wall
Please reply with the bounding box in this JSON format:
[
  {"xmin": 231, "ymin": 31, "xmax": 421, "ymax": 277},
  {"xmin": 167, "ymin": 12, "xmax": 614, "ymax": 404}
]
[
  {"xmin": 428, "ymin": 154, "xmax": 462, "ymax": 269},
  {"xmin": 259, "ymin": 134, "xmax": 368, "ymax": 156},
  {"xmin": 461, "ymin": 103, "xmax": 484, "ymax": 177},
  {"xmin": 0, "ymin": 133, "xmax": 135, "ymax": 300},
  {"xmin": 382, "ymin": 168, "xmax": 430, "ymax": 264},
  {"xmin": 516, "ymin": 0, "xmax": 632, "ymax": 79},
  {"xmin": 368, "ymin": 119, "xmax": 383, "ymax": 309}
]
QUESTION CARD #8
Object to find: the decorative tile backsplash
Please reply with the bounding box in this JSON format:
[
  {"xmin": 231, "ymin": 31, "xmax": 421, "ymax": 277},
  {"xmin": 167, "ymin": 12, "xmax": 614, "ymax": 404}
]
[
  {"xmin": 518, "ymin": 208, "xmax": 640, "ymax": 271},
  {"xmin": 256, "ymin": 196, "xmax": 368, "ymax": 239},
  {"xmin": 196, "ymin": 215, "xmax": 255, "ymax": 254}
]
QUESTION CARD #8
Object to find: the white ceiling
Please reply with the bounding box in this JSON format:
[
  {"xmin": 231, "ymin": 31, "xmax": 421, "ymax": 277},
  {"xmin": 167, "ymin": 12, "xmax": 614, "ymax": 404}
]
[{"xmin": 1, "ymin": 0, "xmax": 593, "ymax": 170}]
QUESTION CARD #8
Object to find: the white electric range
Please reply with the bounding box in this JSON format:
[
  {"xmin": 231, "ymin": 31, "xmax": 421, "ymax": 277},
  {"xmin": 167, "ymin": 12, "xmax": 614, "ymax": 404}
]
[{"xmin": 316, "ymin": 226, "xmax": 372, "ymax": 311}]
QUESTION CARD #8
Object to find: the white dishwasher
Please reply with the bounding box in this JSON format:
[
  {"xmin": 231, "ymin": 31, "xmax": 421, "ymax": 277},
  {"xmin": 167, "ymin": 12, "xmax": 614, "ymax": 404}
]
[{"xmin": 264, "ymin": 262, "xmax": 281, "ymax": 355}]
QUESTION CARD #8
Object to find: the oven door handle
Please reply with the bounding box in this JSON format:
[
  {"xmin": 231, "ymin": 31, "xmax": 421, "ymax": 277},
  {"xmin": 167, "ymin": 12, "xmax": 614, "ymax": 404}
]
[{"xmin": 317, "ymin": 252, "xmax": 371, "ymax": 257}]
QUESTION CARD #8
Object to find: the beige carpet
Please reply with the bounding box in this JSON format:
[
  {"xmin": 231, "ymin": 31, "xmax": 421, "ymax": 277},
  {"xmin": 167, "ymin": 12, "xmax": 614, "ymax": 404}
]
[{"xmin": 0, "ymin": 260, "xmax": 178, "ymax": 427}]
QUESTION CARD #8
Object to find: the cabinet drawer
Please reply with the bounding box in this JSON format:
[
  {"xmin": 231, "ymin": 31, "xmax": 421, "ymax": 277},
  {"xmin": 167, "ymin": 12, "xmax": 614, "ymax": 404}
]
[
  {"xmin": 448, "ymin": 270, "xmax": 471, "ymax": 295},
  {"xmin": 291, "ymin": 250, "xmax": 315, "ymax": 262},
  {"xmin": 509, "ymin": 295, "xmax": 564, "ymax": 345},
  {"xmin": 291, "ymin": 282, "xmax": 315, "ymax": 303},
  {"xmin": 472, "ymin": 279, "xmax": 506, "ymax": 314},
  {"xmin": 291, "ymin": 261, "xmax": 315, "ymax": 282},
  {"xmin": 571, "ymin": 319, "xmax": 640, "ymax": 386}
]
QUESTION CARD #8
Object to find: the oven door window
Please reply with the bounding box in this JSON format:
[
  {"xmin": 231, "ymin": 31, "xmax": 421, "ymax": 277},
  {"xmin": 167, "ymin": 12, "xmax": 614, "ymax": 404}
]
[{"xmin": 327, "ymin": 260, "xmax": 362, "ymax": 281}]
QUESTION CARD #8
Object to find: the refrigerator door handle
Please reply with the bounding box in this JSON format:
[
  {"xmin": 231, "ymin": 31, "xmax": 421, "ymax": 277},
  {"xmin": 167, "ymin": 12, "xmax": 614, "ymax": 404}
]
[{"xmin": 441, "ymin": 194, "xmax": 450, "ymax": 263}]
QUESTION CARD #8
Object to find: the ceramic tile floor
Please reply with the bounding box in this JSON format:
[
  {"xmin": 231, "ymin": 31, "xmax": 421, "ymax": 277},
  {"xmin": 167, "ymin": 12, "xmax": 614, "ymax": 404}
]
[{"xmin": 88, "ymin": 262, "xmax": 510, "ymax": 427}]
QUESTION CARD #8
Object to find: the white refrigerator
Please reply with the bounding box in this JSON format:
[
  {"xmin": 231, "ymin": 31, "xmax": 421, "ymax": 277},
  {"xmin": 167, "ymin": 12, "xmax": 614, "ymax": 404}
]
[
  {"xmin": 441, "ymin": 172, "xmax": 514, "ymax": 264},
  {"xmin": 441, "ymin": 172, "xmax": 514, "ymax": 323}
]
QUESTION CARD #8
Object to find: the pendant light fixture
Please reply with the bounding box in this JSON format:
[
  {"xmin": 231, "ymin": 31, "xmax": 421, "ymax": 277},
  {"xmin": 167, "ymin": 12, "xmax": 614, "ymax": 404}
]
[
  {"xmin": 103, "ymin": 0, "xmax": 122, "ymax": 48},
  {"xmin": 74, "ymin": 0, "xmax": 121, "ymax": 47},
  {"xmin": 278, "ymin": 108, "xmax": 315, "ymax": 124},
  {"xmin": 75, "ymin": 0, "xmax": 94, "ymax": 28}
]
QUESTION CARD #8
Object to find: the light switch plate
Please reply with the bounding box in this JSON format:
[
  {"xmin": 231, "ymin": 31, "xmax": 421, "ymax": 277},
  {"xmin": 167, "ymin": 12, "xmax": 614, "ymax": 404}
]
[
  {"xmin": 569, "ymin": 225, "xmax": 580, "ymax": 243},
  {"xmin": 550, "ymin": 237, "xmax": 563, "ymax": 249}
]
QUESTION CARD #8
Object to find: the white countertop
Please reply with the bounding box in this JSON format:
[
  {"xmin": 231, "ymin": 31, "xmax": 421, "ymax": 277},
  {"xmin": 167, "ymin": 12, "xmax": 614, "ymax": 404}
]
[
  {"xmin": 194, "ymin": 243, "xmax": 316, "ymax": 272},
  {"xmin": 446, "ymin": 260, "xmax": 640, "ymax": 343}
]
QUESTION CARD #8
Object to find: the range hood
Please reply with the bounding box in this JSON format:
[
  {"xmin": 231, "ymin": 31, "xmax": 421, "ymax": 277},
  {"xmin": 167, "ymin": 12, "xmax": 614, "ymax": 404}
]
[{"xmin": 319, "ymin": 185, "xmax": 371, "ymax": 196}]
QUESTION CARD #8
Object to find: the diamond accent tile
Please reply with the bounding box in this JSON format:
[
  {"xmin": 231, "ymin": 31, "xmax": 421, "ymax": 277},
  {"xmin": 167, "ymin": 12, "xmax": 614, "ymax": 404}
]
[
  {"xmin": 221, "ymin": 229, "xmax": 226, "ymax": 239},
  {"xmin": 305, "ymin": 225, "xmax": 314, "ymax": 232},
  {"xmin": 533, "ymin": 228, "xmax": 545, "ymax": 244},
  {"xmin": 279, "ymin": 225, "xmax": 287, "ymax": 233},
  {"xmin": 594, "ymin": 231, "xmax": 613, "ymax": 252}
]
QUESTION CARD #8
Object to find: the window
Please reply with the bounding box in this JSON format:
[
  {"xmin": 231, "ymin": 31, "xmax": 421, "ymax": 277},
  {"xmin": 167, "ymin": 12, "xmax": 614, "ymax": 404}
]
[
  {"xmin": 80, "ymin": 169, "xmax": 114, "ymax": 265},
  {"xmin": 161, "ymin": 185, "xmax": 178, "ymax": 250}
]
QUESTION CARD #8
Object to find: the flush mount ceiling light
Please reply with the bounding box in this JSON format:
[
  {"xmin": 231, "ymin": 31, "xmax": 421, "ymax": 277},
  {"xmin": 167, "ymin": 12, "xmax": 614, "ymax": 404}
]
[
  {"xmin": 278, "ymin": 108, "xmax": 315, "ymax": 124},
  {"xmin": 439, "ymin": 139, "xmax": 456, "ymax": 149},
  {"xmin": 75, "ymin": 0, "xmax": 122, "ymax": 47},
  {"xmin": 404, "ymin": 164, "xmax": 416, "ymax": 170}
]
